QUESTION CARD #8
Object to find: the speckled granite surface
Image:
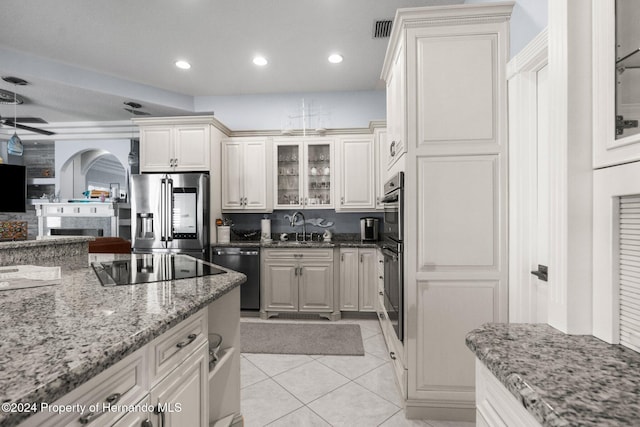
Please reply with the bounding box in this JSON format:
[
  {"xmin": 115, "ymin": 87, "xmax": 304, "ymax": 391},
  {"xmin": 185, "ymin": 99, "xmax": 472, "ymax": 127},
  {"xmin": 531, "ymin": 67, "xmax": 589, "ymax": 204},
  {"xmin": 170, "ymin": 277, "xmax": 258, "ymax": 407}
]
[
  {"xmin": 0, "ymin": 236, "xmax": 94, "ymax": 267},
  {"xmin": 466, "ymin": 323, "xmax": 640, "ymax": 427},
  {"xmin": 0, "ymin": 252, "xmax": 245, "ymax": 427}
]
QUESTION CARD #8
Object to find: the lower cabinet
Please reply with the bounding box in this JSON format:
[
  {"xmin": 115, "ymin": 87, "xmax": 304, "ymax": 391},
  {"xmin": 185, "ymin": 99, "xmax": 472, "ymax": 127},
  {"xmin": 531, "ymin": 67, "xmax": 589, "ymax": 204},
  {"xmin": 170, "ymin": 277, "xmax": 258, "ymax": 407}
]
[
  {"xmin": 475, "ymin": 360, "xmax": 541, "ymax": 427},
  {"xmin": 261, "ymin": 248, "xmax": 336, "ymax": 319},
  {"xmin": 339, "ymin": 248, "xmax": 377, "ymax": 312},
  {"xmin": 19, "ymin": 289, "xmax": 241, "ymax": 427},
  {"xmin": 150, "ymin": 344, "xmax": 209, "ymax": 427}
]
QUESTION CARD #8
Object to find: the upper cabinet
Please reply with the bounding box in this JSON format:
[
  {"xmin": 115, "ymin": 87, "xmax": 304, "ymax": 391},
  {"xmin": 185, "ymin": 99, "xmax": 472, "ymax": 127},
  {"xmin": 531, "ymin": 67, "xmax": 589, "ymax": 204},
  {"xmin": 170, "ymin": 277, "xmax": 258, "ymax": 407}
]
[
  {"xmin": 273, "ymin": 138, "xmax": 334, "ymax": 210},
  {"xmin": 375, "ymin": 128, "xmax": 390, "ymax": 210},
  {"xmin": 593, "ymin": 0, "xmax": 640, "ymax": 167},
  {"xmin": 386, "ymin": 42, "xmax": 406, "ymax": 168},
  {"xmin": 221, "ymin": 137, "xmax": 272, "ymax": 212},
  {"xmin": 336, "ymin": 136, "xmax": 376, "ymax": 211},
  {"xmin": 134, "ymin": 117, "xmax": 213, "ymax": 172}
]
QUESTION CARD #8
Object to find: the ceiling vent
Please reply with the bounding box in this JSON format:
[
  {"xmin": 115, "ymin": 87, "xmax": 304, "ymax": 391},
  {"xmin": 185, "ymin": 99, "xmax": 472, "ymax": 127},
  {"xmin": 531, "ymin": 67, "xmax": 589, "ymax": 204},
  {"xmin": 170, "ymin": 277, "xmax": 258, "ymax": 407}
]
[{"xmin": 373, "ymin": 19, "xmax": 393, "ymax": 38}]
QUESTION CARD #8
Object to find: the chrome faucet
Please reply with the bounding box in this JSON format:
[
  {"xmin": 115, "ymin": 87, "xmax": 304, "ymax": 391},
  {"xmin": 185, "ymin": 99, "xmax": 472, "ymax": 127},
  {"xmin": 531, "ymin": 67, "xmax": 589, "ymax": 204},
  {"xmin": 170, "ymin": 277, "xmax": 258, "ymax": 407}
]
[{"xmin": 290, "ymin": 211, "xmax": 306, "ymax": 241}]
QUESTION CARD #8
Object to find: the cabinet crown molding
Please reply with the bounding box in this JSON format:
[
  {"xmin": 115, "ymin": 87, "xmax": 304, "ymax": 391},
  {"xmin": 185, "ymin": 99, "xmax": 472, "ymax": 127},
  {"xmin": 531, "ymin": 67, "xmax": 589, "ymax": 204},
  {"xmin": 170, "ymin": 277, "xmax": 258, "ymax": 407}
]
[{"xmin": 381, "ymin": 1, "xmax": 515, "ymax": 78}]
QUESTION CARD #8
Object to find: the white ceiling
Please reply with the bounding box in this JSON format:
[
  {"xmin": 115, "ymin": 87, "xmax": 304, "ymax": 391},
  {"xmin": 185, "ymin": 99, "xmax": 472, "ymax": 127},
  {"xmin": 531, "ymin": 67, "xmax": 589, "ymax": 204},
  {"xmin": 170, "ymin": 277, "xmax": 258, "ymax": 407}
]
[{"xmin": 0, "ymin": 0, "xmax": 463, "ymax": 127}]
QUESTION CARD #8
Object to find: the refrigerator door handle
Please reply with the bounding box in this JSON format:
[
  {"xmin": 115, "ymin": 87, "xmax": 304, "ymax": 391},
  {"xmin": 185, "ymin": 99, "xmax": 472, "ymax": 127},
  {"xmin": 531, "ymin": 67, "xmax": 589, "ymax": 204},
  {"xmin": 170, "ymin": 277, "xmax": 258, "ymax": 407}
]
[
  {"xmin": 160, "ymin": 178, "xmax": 167, "ymax": 242},
  {"xmin": 166, "ymin": 177, "xmax": 174, "ymax": 242}
]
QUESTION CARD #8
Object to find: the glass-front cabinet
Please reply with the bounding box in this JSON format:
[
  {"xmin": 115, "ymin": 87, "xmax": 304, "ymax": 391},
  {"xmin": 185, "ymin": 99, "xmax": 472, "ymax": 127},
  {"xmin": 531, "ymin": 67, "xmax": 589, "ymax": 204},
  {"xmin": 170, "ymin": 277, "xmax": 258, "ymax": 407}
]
[{"xmin": 274, "ymin": 138, "xmax": 334, "ymax": 209}]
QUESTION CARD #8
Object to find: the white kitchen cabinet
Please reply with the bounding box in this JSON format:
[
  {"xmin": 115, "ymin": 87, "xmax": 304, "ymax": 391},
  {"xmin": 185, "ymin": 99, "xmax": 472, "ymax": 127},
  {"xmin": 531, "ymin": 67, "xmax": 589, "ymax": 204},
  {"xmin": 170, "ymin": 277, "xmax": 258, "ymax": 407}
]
[
  {"xmin": 336, "ymin": 136, "xmax": 376, "ymax": 211},
  {"xmin": 134, "ymin": 117, "xmax": 214, "ymax": 172},
  {"xmin": 380, "ymin": 3, "xmax": 512, "ymax": 420},
  {"xmin": 273, "ymin": 138, "xmax": 334, "ymax": 209},
  {"xmin": 261, "ymin": 248, "xmax": 336, "ymax": 319},
  {"xmin": 339, "ymin": 248, "xmax": 377, "ymax": 312},
  {"xmin": 17, "ymin": 289, "xmax": 242, "ymax": 427},
  {"xmin": 221, "ymin": 137, "xmax": 272, "ymax": 212},
  {"xmin": 375, "ymin": 128, "xmax": 390, "ymax": 210},
  {"xmin": 593, "ymin": 1, "xmax": 640, "ymax": 168},
  {"xmin": 475, "ymin": 360, "xmax": 541, "ymax": 427},
  {"xmin": 150, "ymin": 343, "xmax": 209, "ymax": 427},
  {"xmin": 386, "ymin": 42, "xmax": 406, "ymax": 169}
]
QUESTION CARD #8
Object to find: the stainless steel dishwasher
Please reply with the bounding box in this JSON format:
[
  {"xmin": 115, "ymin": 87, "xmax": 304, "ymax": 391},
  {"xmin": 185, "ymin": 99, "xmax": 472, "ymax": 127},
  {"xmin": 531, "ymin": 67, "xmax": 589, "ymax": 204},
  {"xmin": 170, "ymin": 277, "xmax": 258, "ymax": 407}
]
[{"xmin": 212, "ymin": 247, "xmax": 260, "ymax": 310}]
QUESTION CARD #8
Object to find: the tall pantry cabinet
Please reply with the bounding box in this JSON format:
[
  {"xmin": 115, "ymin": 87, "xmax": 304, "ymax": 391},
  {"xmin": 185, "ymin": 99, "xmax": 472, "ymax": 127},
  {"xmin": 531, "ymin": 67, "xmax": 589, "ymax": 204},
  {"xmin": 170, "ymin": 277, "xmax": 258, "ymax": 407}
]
[{"xmin": 381, "ymin": 3, "xmax": 513, "ymax": 421}]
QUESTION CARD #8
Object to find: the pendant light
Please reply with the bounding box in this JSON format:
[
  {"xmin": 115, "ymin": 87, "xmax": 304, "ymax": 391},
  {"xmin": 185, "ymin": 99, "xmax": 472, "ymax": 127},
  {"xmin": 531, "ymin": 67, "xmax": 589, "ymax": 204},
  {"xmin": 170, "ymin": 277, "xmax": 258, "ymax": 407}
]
[{"xmin": 7, "ymin": 85, "xmax": 23, "ymax": 156}]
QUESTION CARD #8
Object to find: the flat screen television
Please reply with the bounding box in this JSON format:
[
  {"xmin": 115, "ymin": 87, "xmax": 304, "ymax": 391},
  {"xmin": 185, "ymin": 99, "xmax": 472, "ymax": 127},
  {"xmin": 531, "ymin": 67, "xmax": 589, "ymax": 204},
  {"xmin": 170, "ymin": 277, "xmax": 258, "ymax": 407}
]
[{"xmin": 0, "ymin": 164, "xmax": 27, "ymax": 213}]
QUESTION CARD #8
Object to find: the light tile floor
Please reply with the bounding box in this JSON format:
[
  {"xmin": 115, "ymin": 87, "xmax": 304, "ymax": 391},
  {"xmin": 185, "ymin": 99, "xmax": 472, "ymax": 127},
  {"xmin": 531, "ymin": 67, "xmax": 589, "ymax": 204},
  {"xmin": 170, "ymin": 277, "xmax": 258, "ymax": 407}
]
[{"xmin": 240, "ymin": 317, "xmax": 475, "ymax": 427}]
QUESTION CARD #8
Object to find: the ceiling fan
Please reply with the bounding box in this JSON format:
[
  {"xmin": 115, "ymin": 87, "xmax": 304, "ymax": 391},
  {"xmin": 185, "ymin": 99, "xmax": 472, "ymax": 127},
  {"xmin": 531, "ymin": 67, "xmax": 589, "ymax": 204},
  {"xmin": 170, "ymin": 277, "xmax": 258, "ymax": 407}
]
[{"xmin": 0, "ymin": 76, "xmax": 55, "ymax": 156}]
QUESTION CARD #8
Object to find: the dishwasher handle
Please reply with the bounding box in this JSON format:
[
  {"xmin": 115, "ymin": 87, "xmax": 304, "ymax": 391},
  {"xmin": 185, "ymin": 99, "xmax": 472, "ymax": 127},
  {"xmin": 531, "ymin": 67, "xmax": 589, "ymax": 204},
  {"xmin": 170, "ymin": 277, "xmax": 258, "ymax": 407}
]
[{"xmin": 213, "ymin": 248, "xmax": 260, "ymax": 256}]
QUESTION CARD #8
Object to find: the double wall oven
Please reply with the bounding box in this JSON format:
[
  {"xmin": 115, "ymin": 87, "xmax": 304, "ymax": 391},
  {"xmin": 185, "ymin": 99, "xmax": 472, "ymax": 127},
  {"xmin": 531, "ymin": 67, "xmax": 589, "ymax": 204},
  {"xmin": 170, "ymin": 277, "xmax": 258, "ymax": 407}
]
[{"xmin": 381, "ymin": 172, "xmax": 404, "ymax": 343}]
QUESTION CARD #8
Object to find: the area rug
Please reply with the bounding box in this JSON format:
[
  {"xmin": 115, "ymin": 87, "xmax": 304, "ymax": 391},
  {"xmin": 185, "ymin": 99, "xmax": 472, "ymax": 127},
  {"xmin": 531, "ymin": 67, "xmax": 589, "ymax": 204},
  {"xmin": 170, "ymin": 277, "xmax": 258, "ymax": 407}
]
[{"xmin": 240, "ymin": 322, "xmax": 364, "ymax": 356}]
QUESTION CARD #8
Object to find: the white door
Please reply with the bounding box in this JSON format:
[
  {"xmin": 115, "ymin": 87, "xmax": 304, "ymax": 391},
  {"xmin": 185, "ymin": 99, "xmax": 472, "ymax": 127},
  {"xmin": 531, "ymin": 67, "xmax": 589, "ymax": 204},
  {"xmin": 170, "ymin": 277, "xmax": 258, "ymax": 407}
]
[
  {"xmin": 174, "ymin": 126, "xmax": 210, "ymax": 171},
  {"xmin": 507, "ymin": 33, "xmax": 550, "ymax": 323},
  {"xmin": 532, "ymin": 65, "xmax": 550, "ymax": 323}
]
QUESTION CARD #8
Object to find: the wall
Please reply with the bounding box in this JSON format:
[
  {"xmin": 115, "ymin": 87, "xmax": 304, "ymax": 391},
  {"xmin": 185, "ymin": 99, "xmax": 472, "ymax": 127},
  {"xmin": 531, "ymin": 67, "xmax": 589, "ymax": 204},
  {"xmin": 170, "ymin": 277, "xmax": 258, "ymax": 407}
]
[
  {"xmin": 465, "ymin": 0, "xmax": 548, "ymax": 57},
  {"xmin": 194, "ymin": 91, "xmax": 386, "ymax": 131},
  {"xmin": 55, "ymin": 139, "xmax": 130, "ymax": 199}
]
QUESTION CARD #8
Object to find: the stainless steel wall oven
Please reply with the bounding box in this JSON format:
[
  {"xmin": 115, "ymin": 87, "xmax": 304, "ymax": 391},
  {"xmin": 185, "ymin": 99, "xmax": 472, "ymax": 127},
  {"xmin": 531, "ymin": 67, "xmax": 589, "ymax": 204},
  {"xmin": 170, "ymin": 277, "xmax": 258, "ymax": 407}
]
[{"xmin": 381, "ymin": 172, "xmax": 404, "ymax": 343}]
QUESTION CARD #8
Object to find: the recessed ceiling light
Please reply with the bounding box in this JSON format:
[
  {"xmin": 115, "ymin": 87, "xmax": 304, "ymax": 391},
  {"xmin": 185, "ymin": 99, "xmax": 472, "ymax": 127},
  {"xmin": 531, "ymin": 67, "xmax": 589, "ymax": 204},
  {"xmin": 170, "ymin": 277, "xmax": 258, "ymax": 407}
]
[
  {"xmin": 175, "ymin": 60, "xmax": 191, "ymax": 70},
  {"xmin": 253, "ymin": 56, "xmax": 268, "ymax": 66},
  {"xmin": 328, "ymin": 54, "xmax": 343, "ymax": 64}
]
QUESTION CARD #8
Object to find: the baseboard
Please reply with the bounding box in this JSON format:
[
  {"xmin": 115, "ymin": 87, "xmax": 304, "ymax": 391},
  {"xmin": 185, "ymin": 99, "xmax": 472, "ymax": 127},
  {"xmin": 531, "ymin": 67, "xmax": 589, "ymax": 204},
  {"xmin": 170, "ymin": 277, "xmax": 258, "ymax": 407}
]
[{"xmin": 404, "ymin": 401, "xmax": 475, "ymax": 422}]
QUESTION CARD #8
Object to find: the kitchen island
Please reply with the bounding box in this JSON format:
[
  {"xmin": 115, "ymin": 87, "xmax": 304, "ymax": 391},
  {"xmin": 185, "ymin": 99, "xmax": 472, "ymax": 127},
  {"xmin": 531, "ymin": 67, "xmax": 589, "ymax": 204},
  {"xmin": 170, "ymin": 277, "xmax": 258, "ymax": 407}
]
[
  {"xmin": 466, "ymin": 323, "xmax": 640, "ymax": 426},
  {"xmin": 0, "ymin": 237, "xmax": 246, "ymax": 427}
]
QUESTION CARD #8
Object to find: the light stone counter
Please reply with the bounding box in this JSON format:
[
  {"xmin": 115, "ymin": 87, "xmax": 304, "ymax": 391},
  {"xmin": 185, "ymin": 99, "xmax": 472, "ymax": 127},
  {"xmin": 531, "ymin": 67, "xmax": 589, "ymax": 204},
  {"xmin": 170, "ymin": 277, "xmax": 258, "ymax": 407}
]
[
  {"xmin": 0, "ymin": 248, "xmax": 245, "ymax": 427},
  {"xmin": 466, "ymin": 323, "xmax": 640, "ymax": 426}
]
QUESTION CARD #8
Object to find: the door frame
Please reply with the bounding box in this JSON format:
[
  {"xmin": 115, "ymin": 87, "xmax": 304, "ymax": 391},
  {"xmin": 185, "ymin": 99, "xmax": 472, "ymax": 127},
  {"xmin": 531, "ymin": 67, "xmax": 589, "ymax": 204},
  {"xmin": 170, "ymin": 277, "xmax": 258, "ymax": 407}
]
[{"xmin": 507, "ymin": 29, "xmax": 549, "ymax": 323}]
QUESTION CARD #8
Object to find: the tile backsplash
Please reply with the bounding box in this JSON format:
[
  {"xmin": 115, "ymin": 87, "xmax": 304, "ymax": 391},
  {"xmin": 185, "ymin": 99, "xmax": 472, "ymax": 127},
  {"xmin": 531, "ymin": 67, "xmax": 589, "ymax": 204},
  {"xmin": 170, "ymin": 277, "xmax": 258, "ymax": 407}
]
[{"xmin": 223, "ymin": 210, "xmax": 383, "ymax": 238}]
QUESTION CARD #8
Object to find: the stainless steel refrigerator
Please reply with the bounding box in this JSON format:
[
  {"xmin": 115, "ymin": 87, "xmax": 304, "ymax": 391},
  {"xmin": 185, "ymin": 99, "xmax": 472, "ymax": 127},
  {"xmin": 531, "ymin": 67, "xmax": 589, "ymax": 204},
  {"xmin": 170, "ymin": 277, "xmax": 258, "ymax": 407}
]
[{"xmin": 130, "ymin": 173, "xmax": 210, "ymax": 259}]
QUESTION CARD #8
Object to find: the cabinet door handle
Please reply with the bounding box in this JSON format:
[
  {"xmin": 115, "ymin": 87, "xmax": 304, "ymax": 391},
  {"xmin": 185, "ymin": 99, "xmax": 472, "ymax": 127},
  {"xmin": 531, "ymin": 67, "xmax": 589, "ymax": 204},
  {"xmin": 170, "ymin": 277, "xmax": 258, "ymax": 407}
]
[
  {"xmin": 294, "ymin": 267, "xmax": 298, "ymax": 276},
  {"xmin": 379, "ymin": 275, "xmax": 383, "ymax": 280},
  {"xmin": 154, "ymin": 404, "xmax": 165, "ymax": 427},
  {"xmin": 360, "ymin": 254, "xmax": 363, "ymax": 263},
  {"xmin": 174, "ymin": 158, "xmax": 178, "ymax": 166},
  {"xmin": 141, "ymin": 419, "xmax": 154, "ymax": 427},
  {"xmin": 379, "ymin": 312, "xmax": 385, "ymax": 320},
  {"xmin": 176, "ymin": 333, "xmax": 197, "ymax": 349},
  {"xmin": 379, "ymin": 291, "xmax": 383, "ymax": 296},
  {"xmin": 341, "ymin": 197, "xmax": 344, "ymax": 205},
  {"xmin": 390, "ymin": 351, "xmax": 396, "ymax": 360},
  {"xmin": 299, "ymin": 267, "xmax": 303, "ymax": 276},
  {"xmin": 341, "ymin": 253, "xmax": 344, "ymax": 262}
]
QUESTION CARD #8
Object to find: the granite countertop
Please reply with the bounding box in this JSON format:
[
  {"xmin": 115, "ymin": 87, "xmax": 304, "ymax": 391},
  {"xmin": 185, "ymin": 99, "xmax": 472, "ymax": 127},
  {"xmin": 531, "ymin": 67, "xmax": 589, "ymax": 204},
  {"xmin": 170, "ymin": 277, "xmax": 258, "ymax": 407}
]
[
  {"xmin": 0, "ymin": 236, "xmax": 94, "ymax": 249},
  {"xmin": 466, "ymin": 323, "xmax": 640, "ymax": 426},
  {"xmin": 0, "ymin": 254, "xmax": 246, "ymax": 427}
]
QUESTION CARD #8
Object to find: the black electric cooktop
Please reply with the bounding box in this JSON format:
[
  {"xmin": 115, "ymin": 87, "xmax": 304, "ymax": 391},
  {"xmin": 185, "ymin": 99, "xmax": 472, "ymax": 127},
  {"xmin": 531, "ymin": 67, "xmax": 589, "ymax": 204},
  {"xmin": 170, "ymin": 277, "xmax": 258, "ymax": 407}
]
[{"xmin": 92, "ymin": 253, "xmax": 226, "ymax": 286}]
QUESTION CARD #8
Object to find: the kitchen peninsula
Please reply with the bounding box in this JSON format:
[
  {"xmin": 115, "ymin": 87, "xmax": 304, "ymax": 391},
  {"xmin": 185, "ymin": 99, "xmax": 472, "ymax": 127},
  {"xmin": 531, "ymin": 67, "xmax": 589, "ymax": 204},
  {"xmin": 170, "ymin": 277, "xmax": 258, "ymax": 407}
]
[{"xmin": 0, "ymin": 237, "xmax": 245, "ymax": 427}]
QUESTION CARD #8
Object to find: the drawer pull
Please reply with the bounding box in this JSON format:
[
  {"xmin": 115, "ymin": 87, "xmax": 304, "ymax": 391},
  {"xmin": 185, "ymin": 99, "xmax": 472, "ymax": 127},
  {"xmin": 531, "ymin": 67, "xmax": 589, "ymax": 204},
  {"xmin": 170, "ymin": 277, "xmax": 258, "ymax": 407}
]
[
  {"xmin": 176, "ymin": 333, "xmax": 197, "ymax": 349},
  {"xmin": 105, "ymin": 392, "xmax": 122, "ymax": 404},
  {"xmin": 141, "ymin": 419, "xmax": 154, "ymax": 427},
  {"xmin": 379, "ymin": 312, "xmax": 385, "ymax": 320},
  {"xmin": 390, "ymin": 351, "xmax": 396, "ymax": 360},
  {"xmin": 78, "ymin": 411, "xmax": 98, "ymax": 424},
  {"xmin": 379, "ymin": 275, "xmax": 383, "ymax": 280},
  {"xmin": 379, "ymin": 291, "xmax": 383, "ymax": 296},
  {"xmin": 78, "ymin": 392, "xmax": 123, "ymax": 424}
]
